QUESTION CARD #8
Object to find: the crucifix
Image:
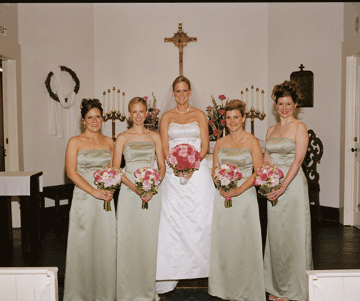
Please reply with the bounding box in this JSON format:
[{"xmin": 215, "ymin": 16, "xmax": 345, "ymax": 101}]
[{"xmin": 164, "ymin": 22, "xmax": 197, "ymax": 76}]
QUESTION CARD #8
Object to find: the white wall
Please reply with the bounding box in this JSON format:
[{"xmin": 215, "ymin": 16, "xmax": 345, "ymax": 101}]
[
  {"xmin": 15, "ymin": 3, "xmax": 343, "ymax": 210},
  {"xmin": 268, "ymin": 3, "xmax": 343, "ymax": 209}
]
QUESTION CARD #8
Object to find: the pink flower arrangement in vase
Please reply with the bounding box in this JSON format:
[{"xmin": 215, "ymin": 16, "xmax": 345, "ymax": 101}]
[
  {"xmin": 93, "ymin": 166, "xmax": 123, "ymax": 211},
  {"xmin": 253, "ymin": 164, "xmax": 284, "ymax": 206},
  {"xmin": 214, "ymin": 163, "xmax": 243, "ymax": 208},
  {"xmin": 206, "ymin": 94, "xmax": 229, "ymax": 141},
  {"xmin": 134, "ymin": 166, "xmax": 161, "ymax": 210},
  {"xmin": 166, "ymin": 143, "xmax": 202, "ymax": 185}
]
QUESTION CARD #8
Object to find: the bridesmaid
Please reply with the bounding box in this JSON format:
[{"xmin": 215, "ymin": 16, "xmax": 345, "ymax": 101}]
[
  {"xmin": 64, "ymin": 98, "xmax": 116, "ymax": 301},
  {"xmin": 113, "ymin": 97, "xmax": 166, "ymax": 301},
  {"xmin": 208, "ymin": 99, "xmax": 266, "ymax": 301},
  {"xmin": 263, "ymin": 80, "xmax": 313, "ymax": 301}
]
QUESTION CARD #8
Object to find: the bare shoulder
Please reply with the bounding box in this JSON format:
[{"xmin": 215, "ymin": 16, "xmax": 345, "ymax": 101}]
[{"xmin": 148, "ymin": 130, "xmax": 161, "ymax": 142}]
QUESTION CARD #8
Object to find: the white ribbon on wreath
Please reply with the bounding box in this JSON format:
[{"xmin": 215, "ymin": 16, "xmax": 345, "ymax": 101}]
[{"xmin": 48, "ymin": 66, "xmax": 79, "ymax": 139}]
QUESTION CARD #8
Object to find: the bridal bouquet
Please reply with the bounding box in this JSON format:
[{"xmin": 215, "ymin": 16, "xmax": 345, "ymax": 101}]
[
  {"xmin": 93, "ymin": 166, "xmax": 123, "ymax": 211},
  {"xmin": 166, "ymin": 143, "xmax": 202, "ymax": 185},
  {"xmin": 253, "ymin": 164, "xmax": 284, "ymax": 206},
  {"xmin": 214, "ymin": 163, "xmax": 243, "ymax": 208},
  {"xmin": 134, "ymin": 166, "xmax": 161, "ymax": 210}
]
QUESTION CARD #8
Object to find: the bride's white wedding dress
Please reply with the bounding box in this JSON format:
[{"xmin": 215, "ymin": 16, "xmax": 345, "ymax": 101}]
[{"xmin": 156, "ymin": 121, "xmax": 216, "ymax": 293}]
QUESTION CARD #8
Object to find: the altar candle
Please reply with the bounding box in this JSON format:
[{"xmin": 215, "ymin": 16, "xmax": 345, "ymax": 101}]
[
  {"xmin": 245, "ymin": 88, "xmax": 249, "ymax": 110},
  {"xmin": 251, "ymin": 85, "xmax": 254, "ymax": 109},
  {"xmin": 117, "ymin": 89, "xmax": 121, "ymax": 113},
  {"xmin": 256, "ymin": 88, "xmax": 259, "ymax": 111},
  {"xmin": 112, "ymin": 87, "xmax": 116, "ymax": 110},
  {"xmin": 107, "ymin": 89, "xmax": 111, "ymax": 112},
  {"xmin": 122, "ymin": 92, "xmax": 125, "ymax": 114},
  {"xmin": 102, "ymin": 91, "xmax": 106, "ymax": 111},
  {"xmin": 261, "ymin": 90, "xmax": 265, "ymax": 113}
]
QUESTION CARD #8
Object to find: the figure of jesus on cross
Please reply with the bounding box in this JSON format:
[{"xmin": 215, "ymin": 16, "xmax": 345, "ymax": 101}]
[{"xmin": 164, "ymin": 22, "xmax": 197, "ymax": 76}]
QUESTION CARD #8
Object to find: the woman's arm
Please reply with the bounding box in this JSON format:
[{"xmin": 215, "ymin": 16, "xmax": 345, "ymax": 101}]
[
  {"xmin": 153, "ymin": 132, "xmax": 166, "ymax": 180},
  {"xmin": 65, "ymin": 137, "xmax": 111, "ymax": 201},
  {"xmin": 267, "ymin": 122, "xmax": 308, "ymax": 201},
  {"xmin": 159, "ymin": 113, "xmax": 170, "ymax": 159},
  {"xmin": 263, "ymin": 126, "xmax": 274, "ymax": 166},
  {"xmin": 198, "ymin": 111, "xmax": 210, "ymax": 160},
  {"xmin": 113, "ymin": 133, "xmax": 142, "ymax": 196},
  {"xmin": 212, "ymin": 138, "xmax": 221, "ymax": 181},
  {"xmin": 223, "ymin": 136, "xmax": 263, "ymax": 198}
]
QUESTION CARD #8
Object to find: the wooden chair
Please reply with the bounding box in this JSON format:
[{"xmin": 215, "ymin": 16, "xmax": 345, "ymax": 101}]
[
  {"xmin": 302, "ymin": 129, "xmax": 324, "ymax": 222},
  {"xmin": 42, "ymin": 184, "xmax": 74, "ymax": 224}
]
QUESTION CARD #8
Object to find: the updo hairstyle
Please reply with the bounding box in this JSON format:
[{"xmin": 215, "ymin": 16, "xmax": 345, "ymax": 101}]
[
  {"xmin": 224, "ymin": 99, "xmax": 246, "ymax": 117},
  {"xmin": 172, "ymin": 75, "xmax": 191, "ymax": 91},
  {"xmin": 271, "ymin": 80, "xmax": 303, "ymax": 105},
  {"xmin": 126, "ymin": 97, "xmax": 148, "ymax": 129},
  {"xmin": 80, "ymin": 98, "xmax": 103, "ymax": 119}
]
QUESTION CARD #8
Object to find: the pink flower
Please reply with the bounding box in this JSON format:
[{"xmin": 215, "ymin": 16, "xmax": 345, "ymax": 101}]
[
  {"xmin": 218, "ymin": 94, "xmax": 226, "ymax": 100},
  {"xmin": 143, "ymin": 96, "xmax": 148, "ymax": 101},
  {"xmin": 218, "ymin": 109, "xmax": 225, "ymax": 115}
]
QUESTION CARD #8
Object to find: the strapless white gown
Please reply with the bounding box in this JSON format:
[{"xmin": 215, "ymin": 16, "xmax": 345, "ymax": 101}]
[{"xmin": 156, "ymin": 122, "xmax": 216, "ymax": 291}]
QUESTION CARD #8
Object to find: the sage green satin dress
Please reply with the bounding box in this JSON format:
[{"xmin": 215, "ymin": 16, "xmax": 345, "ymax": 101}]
[
  {"xmin": 208, "ymin": 148, "xmax": 266, "ymax": 301},
  {"xmin": 263, "ymin": 137, "xmax": 313, "ymax": 301},
  {"xmin": 117, "ymin": 141, "xmax": 161, "ymax": 301},
  {"xmin": 64, "ymin": 150, "xmax": 116, "ymax": 301}
]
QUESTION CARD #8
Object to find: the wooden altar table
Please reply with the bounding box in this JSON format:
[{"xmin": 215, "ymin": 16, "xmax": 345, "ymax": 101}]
[{"xmin": 0, "ymin": 171, "xmax": 43, "ymax": 254}]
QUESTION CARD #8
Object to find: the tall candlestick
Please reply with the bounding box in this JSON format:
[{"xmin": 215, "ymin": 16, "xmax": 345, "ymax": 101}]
[
  {"xmin": 261, "ymin": 90, "xmax": 265, "ymax": 114},
  {"xmin": 240, "ymin": 90, "xmax": 243, "ymax": 102},
  {"xmin": 251, "ymin": 85, "xmax": 254, "ymax": 109},
  {"xmin": 117, "ymin": 89, "xmax": 121, "ymax": 113},
  {"xmin": 107, "ymin": 89, "xmax": 111, "ymax": 112},
  {"xmin": 112, "ymin": 87, "xmax": 115, "ymax": 110},
  {"xmin": 245, "ymin": 88, "xmax": 249, "ymax": 110},
  {"xmin": 256, "ymin": 87, "xmax": 259, "ymax": 111},
  {"xmin": 103, "ymin": 91, "xmax": 106, "ymax": 111},
  {"xmin": 122, "ymin": 92, "xmax": 125, "ymax": 114}
]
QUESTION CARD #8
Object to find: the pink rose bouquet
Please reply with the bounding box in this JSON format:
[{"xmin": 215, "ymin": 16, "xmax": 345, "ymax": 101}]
[
  {"xmin": 166, "ymin": 143, "xmax": 202, "ymax": 185},
  {"xmin": 93, "ymin": 166, "xmax": 123, "ymax": 211},
  {"xmin": 214, "ymin": 163, "xmax": 243, "ymax": 208},
  {"xmin": 134, "ymin": 166, "xmax": 161, "ymax": 210},
  {"xmin": 253, "ymin": 164, "xmax": 284, "ymax": 206}
]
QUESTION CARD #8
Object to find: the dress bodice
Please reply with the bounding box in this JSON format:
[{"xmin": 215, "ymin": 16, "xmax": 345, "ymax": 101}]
[
  {"xmin": 123, "ymin": 141, "xmax": 155, "ymax": 175},
  {"xmin": 265, "ymin": 137, "xmax": 297, "ymax": 168},
  {"xmin": 77, "ymin": 149, "xmax": 111, "ymax": 175},
  {"xmin": 218, "ymin": 148, "xmax": 253, "ymax": 180},
  {"xmin": 168, "ymin": 121, "xmax": 201, "ymax": 151}
]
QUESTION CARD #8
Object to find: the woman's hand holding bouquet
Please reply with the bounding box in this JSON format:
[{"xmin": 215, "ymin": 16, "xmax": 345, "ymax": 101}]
[
  {"xmin": 134, "ymin": 166, "xmax": 161, "ymax": 210},
  {"xmin": 93, "ymin": 166, "xmax": 123, "ymax": 211},
  {"xmin": 253, "ymin": 164, "xmax": 284, "ymax": 206},
  {"xmin": 166, "ymin": 143, "xmax": 202, "ymax": 185},
  {"xmin": 214, "ymin": 163, "xmax": 242, "ymax": 208}
]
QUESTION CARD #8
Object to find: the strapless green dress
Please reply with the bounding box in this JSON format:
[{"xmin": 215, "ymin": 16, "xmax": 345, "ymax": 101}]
[
  {"xmin": 263, "ymin": 137, "xmax": 313, "ymax": 301},
  {"xmin": 64, "ymin": 150, "xmax": 116, "ymax": 301},
  {"xmin": 116, "ymin": 141, "xmax": 161, "ymax": 301},
  {"xmin": 208, "ymin": 148, "xmax": 266, "ymax": 301}
]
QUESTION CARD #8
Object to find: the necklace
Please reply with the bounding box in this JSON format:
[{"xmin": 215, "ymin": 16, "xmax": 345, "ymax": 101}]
[{"xmin": 176, "ymin": 105, "xmax": 190, "ymax": 114}]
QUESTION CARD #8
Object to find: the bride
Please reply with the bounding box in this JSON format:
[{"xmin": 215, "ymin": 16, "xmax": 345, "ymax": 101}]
[{"xmin": 156, "ymin": 75, "xmax": 216, "ymax": 293}]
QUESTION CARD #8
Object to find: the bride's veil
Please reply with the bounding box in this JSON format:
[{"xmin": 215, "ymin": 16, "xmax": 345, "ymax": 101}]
[{"xmin": 158, "ymin": 77, "xmax": 208, "ymax": 119}]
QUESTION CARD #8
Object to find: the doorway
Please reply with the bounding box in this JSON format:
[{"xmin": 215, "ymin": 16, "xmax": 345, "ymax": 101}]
[{"xmin": 0, "ymin": 59, "xmax": 4, "ymax": 171}]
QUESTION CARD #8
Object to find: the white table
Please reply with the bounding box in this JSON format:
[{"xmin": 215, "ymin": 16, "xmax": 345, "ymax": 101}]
[{"xmin": 0, "ymin": 171, "xmax": 43, "ymax": 254}]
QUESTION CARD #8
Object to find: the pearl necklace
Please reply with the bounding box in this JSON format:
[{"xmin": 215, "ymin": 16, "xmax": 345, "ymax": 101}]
[{"xmin": 176, "ymin": 105, "xmax": 190, "ymax": 114}]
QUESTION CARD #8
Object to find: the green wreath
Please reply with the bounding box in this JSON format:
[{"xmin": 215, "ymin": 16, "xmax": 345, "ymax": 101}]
[{"xmin": 45, "ymin": 65, "xmax": 80, "ymax": 102}]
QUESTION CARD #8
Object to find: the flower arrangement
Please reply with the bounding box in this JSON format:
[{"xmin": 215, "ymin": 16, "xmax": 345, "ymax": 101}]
[
  {"xmin": 143, "ymin": 93, "xmax": 160, "ymax": 132},
  {"xmin": 253, "ymin": 164, "xmax": 284, "ymax": 206},
  {"xmin": 206, "ymin": 94, "xmax": 229, "ymax": 141},
  {"xmin": 166, "ymin": 143, "xmax": 202, "ymax": 185},
  {"xmin": 134, "ymin": 166, "xmax": 161, "ymax": 210},
  {"xmin": 214, "ymin": 163, "xmax": 243, "ymax": 208},
  {"xmin": 93, "ymin": 166, "xmax": 123, "ymax": 211}
]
